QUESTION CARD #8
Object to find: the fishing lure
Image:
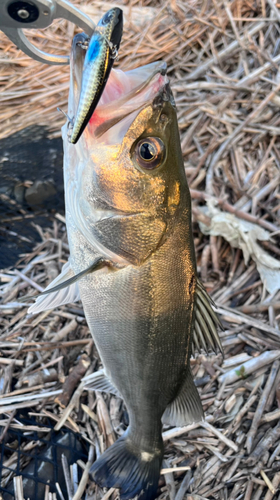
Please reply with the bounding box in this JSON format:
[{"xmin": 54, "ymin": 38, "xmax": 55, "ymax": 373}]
[{"xmin": 70, "ymin": 7, "xmax": 123, "ymax": 144}]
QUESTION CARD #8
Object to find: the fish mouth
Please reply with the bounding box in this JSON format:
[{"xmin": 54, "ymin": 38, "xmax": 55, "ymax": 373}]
[{"xmin": 70, "ymin": 47, "xmax": 170, "ymax": 144}]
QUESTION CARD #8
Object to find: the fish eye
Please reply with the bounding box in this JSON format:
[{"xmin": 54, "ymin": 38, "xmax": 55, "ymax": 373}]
[{"xmin": 134, "ymin": 137, "xmax": 165, "ymax": 170}]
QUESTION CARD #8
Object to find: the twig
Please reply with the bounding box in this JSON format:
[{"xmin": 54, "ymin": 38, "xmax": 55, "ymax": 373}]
[
  {"xmin": 51, "ymin": 318, "xmax": 78, "ymax": 343},
  {"xmin": 174, "ymin": 470, "xmax": 192, "ymax": 500},
  {"xmin": 13, "ymin": 476, "xmax": 24, "ymax": 500},
  {"xmin": 161, "ymin": 467, "xmax": 191, "ymax": 474},
  {"xmin": 62, "ymin": 454, "xmax": 74, "ymax": 500},
  {"xmin": 246, "ymin": 360, "xmax": 280, "ymax": 453},
  {"xmin": 219, "ymin": 351, "xmax": 280, "ymax": 385},
  {"xmin": 55, "ymin": 483, "xmax": 66, "ymax": 500},
  {"xmin": 0, "ymin": 410, "xmax": 16, "ymax": 444},
  {"xmin": 263, "ymin": 471, "xmax": 280, "ymax": 500},
  {"xmin": 186, "ymin": 21, "xmax": 267, "ymax": 80},
  {"xmin": 190, "ymin": 190, "xmax": 279, "ymax": 233},
  {"xmin": 246, "ymin": 422, "xmax": 280, "ymax": 466},
  {"xmin": 162, "ymin": 415, "xmax": 214, "ymax": 441},
  {"xmin": 260, "ymin": 470, "xmax": 276, "ymax": 495},
  {"xmin": 72, "ymin": 446, "xmax": 94, "ymax": 500},
  {"xmin": 13, "ymin": 269, "xmax": 44, "ymax": 293},
  {"xmin": 55, "ymin": 354, "xmax": 90, "ymax": 408},
  {"xmin": 200, "ymin": 421, "xmax": 238, "ymax": 452}
]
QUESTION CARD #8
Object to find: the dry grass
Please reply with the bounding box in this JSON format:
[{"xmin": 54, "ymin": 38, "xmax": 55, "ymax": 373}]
[{"xmin": 1, "ymin": 0, "xmax": 280, "ymax": 498}]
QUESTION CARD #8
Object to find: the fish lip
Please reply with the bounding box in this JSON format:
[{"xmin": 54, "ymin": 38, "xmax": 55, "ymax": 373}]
[{"xmin": 152, "ymin": 82, "xmax": 175, "ymax": 108}]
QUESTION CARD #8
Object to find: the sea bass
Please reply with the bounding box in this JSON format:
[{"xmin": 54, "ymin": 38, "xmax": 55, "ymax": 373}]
[{"xmin": 29, "ymin": 32, "xmax": 222, "ymax": 500}]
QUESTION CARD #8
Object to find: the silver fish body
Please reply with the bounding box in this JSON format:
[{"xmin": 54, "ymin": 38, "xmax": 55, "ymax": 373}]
[
  {"xmin": 72, "ymin": 98, "xmax": 199, "ymax": 500},
  {"xmin": 30, "ymin": 35, "xmax": 222, "ymax": 500}
]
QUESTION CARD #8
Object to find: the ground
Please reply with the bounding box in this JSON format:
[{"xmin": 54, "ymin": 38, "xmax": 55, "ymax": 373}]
[{"xmin": 0, "ymin": 0, "xmax": 280, "ymax": 499}]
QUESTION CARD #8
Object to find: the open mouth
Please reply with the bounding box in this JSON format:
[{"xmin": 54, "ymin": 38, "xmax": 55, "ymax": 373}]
[
  {"xmin": 89, "ymin": 62, "xmax": 168, "ymax": 138},
  {"xmin": 70, "ymin": 51, "xmax": 169, "ymax": 144}
]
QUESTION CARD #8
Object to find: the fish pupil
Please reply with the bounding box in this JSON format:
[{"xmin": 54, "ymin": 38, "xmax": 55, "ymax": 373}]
[{"xmin": 140, "ymin": 143, "xmax": 155, "ymax": 161}]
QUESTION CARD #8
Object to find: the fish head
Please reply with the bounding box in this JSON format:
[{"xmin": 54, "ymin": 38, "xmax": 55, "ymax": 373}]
[{"xmin": 64, "ymin": 39, "xmax": 189, "ymax": 266}]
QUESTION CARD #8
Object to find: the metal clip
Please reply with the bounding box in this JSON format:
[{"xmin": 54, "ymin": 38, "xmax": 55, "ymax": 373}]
[{"xmin": 0, "ymin": 0, "xmax": 95, "ymax": 65}]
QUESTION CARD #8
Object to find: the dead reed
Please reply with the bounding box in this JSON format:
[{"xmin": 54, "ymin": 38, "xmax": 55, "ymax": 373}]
[{"xmin": 1, "ymin": 0, "xmax": 280, "ymax": 498}]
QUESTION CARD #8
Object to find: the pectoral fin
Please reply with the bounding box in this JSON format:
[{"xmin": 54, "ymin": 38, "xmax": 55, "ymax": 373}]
[
  {"xmin": 28, "ymin": 257, "xmax": 109, "ymax": 314},
  {"xmin": 28, "ymin": 261, "xmax": 80, "ymax": 314},
  {"xmin": 193, "ymin": 280, "xmax": 223, "ymax": 354},
  {"xmin": 39, "ymin": 257, "xmax": 109, "ymax": 296},
  {"xmin": 162, "ymin": 368, "xmax": 204, "ymax": 426}
]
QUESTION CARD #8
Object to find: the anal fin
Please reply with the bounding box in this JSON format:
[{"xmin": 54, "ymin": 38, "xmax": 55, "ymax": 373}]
[
  {"xmin": 162, "ymin": 368, "xmax": 204, "ymax": 426},
  {"xmin": 83, "ymin": 369, "xmax": 121, "ymax": 397}
]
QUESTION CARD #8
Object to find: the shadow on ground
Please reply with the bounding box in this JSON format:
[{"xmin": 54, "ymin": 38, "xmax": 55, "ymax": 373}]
[{"xmin": 0, "ymin": 126, "xmax": 65, "ymax": 269}]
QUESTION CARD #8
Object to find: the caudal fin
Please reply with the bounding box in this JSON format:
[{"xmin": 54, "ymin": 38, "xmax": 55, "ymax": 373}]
[{"xmin": 90, "ymin": 435, "xmax": 163, "ymax": 500}]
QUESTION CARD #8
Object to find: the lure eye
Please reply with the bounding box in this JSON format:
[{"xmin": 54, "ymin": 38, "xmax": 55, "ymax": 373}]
[
  {"xmin": 102, "ymin": 11, "xmax": 112, "ymax": 24},
  {"xmin": 134, "ymin": 137, "xmax": 165, "ymax": 170}
]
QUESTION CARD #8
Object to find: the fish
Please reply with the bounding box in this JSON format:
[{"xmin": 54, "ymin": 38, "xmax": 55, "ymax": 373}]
[
  {"xmin": 70, "ymin": 7, "xmax": 123, "ymax": 144},
  {"xmin": 29, "ymin": 31, "xmax": 222, "ymax": 500}
]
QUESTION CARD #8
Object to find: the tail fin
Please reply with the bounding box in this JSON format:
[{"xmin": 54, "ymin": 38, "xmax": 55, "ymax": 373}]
[{"xmin": 90, "ymin": 435, "xmax": 163, "ymax": 500}]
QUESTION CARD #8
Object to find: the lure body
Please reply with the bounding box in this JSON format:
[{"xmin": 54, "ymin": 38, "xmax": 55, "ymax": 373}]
[{"xmin": 70, "ymin": 7, "xmax": 123, "ymax": 144}]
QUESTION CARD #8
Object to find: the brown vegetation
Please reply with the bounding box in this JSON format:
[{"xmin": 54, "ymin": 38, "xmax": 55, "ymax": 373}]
[{"xmin": 1, "ymin": 0, "xmax": 280, "ymax": 498}]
